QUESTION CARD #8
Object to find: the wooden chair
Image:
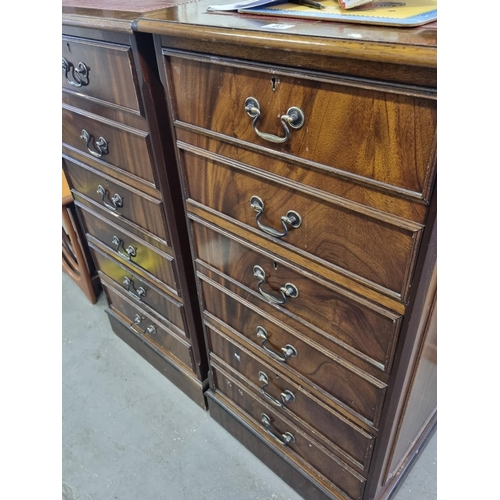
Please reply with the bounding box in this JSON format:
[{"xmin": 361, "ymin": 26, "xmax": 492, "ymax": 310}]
[{"xmin": 62, "ymin": 170, "xmax": 100, "ymax": 303}]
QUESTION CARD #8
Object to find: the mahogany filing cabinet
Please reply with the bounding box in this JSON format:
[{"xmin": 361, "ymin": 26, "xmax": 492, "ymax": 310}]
[
  {"xmin": 140, "ymin": 3, "xmax": 437, "ymax": 499},
  {"xmin": 61, "ymin": 13, "xmax": 209, "ymax": 408},
  {"xmin": 62, "ymin": 2, "xmax": 437, "ymax": 499}
]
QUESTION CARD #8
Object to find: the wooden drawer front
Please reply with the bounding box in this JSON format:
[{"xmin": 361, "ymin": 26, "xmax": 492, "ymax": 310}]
[
  {"xmin": 177, "ymin": 131, "xmax": 429, "ymax": 225},
  {"xmin": 90, "ymin": 243, "xmax": 184, "ymax": 327},
  {"xmin": 184, "ymin": 152, "xmax": 421, "ymax": 299},
  {"xmin": 62, "ymin": 36, "xmax": 141, "ymax": 112},
  {"xmin": 62, "ymin": 106, "xmax": 154, "ymax": 185},
  {"xmin": 64, "ymin": 157, "xmax": 169, "ymax": 243},
  {"xmin": 78, "ymin": 206, "xmax": 176, "ymax": 293},
  {"xmin": 193, "ymin": 222, "xmax": 401, "ymax": 371},
  {"xmin": 200, "ymin": 277, "xmax": 393, "ymax": 382},
  {"xmin": 103, "ymin": 281, "xmax": 193, "ymax": 369},
  {"xmin": 207, "ymin": 325, "xmax": 385, "ymax": 428},
  {"xmin": 208, "ymin": 336, "xmax": 374, "ymax": 472},
  {"xmin": 211, "ymin": 364, "xmax": 366, "ymax": 500},
  {"xmin": 165, "ymin": 53, "xmax": 436, "ymax": 196}
]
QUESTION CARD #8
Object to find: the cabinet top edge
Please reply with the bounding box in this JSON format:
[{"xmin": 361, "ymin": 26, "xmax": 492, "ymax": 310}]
[
  {"xmin": 62, "ymin": 1, "xmax": 436, "ymax": 68},
  {"xmin": 141, "ymin": 20, "xmax": 437, "ymax": 70},
  {"xmin": 136, "ymin": 0, "xmax": 437, "ymax": 70},
  {"xmin": 62, "ymin": 11, "xmax": 136, "ymax": 33}
]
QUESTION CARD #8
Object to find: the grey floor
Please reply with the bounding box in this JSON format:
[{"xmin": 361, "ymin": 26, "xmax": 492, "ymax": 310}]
[{"xmin": 62, "ymin": 272, "xmax": 437, "ymax": 500}]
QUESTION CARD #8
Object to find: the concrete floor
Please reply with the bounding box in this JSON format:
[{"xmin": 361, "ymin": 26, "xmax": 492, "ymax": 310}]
[{"xmin": 62, "ymin": 272, "xmax": 436, "ymax": 500}]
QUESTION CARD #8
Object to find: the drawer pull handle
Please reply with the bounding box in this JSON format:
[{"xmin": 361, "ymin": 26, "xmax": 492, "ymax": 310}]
[
  {"xmin": 145, "ymin": 325, "xmax": 157, "ymax": 336},
  {"xmin": 244, "ymin": 97, "xmax": 305, "ymax": 144},
  {"xmin": 250, "ymin": 196, "xmax": 302, "ymax": 238},
  {"xmin": 81, "ymin": 129, "xmax": 109, "ymax": 158},
  {"xmin": 253, "ymin": 265, "xmax": 298, "ymax": 305},
  {"xmin": 111, "ymin": 236, "xmax": 137, "ymax": 261},
  {"xmin": 258, "ymin": 371, "xmax": 295, "ymax": 408},
  {"xmin": 62, "ymin": 57, "xmax": 89, "ymax": 88},
  {"xmin": 132, "ymin": 315, "xmax": 156, "ymax": 336},
  {"xmin": 123, "ymin": 276, "xmax": 146, "ymax": 300},
  {"xmin": 97, "ymin": 185, "xmax": 122, "ymax": 212},
  {"xmin": 256, "ymin": 326, "xmax": 297, "ymax": 363},
  {"xmin": 261, "ymin": 413, "xmax": 295, "ymax": 446}
]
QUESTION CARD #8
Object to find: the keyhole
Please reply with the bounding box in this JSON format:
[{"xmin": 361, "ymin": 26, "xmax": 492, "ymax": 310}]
[
  {"xmin": 273, "ymin": 261, "xmax": 278, "ymax": 270},
  {"xmin": 67, "ymin": 42, "xmax": 71, "ymax": 52},
  {"xmin": 271, "ymin": 77, "xmax": 276, "ymax": 91}
]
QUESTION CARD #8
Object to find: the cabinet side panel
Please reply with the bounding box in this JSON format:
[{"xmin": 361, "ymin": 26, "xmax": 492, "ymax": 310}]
[
  {"xmin": 386, "ymin": 293, "xmax": 436, "ymax": 478},
  {"xmin": 364, "ymin": 185, "xmax": 436, "ymax": 500}
]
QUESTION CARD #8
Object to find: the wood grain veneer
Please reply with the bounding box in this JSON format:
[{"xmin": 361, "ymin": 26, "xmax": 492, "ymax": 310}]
[
  {"xmin": 149, "ymin": 6, "xmax": 437, "ymax": 498},
  {"xmin": 62, "ymin": 2, "xmax": 437, "ymax": 498},
  {"xmin": 62, "ymin": 35, "xmax": 142, "ymax": 112},
  {"xmin": 62, "ymin": 20, "xmax": 209, "ymax": 406},
  {"xmin": 166, "ymin": 53, "xmax": 436, "ymax": 197},
  {"xmin": 64, "ymin": 156, "xmax": 170, "ymax": 244},
  {"xmin": 62, "ymin": 105, "xmax": 155, "ymax": 184}
]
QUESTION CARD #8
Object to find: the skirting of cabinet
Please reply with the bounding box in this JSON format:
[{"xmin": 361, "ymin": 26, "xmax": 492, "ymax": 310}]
[
  {"xmin": 206, "ymin": 389, "xmax": 337, "ymax": 500},
  {"xmin": 106, "ymin": 308, "xmax": 208, "ymax": 409},
  {"xmin": 207, "ymin": 388, "xmax": 436, "ymax": 500}
]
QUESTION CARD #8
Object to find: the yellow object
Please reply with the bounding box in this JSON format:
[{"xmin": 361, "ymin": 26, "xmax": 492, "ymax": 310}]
[{"xmin": 241, "ymin": 0, "xmax": 437, "ymax": 26}]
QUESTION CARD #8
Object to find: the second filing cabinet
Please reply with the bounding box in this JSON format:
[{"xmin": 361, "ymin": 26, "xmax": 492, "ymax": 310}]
[
  {"xmin": 62, "ymin": 22, "xmax": 208, "ymax": 407},
  {"xmin": 148, "ymin": 8, "xmax": 437, "ymax": 500}
]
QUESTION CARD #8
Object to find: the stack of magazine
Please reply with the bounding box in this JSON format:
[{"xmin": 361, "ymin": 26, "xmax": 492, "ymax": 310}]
[{"xmin": 207, "ymin": 0, "xmax": 438, "ymax": 27}]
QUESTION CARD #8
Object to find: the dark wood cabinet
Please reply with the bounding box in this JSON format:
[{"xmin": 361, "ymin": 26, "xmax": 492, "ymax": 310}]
[
  {"xmin": 147, "ymin": 4, "xmax": 436, "ymax": 499},
  {"xmin": 62, "ymin": 2, "xmax": 436, "ymax": 498},
  {"xmin": 62, "ymin": 21, "xmax": 208, "ymax": 408}
]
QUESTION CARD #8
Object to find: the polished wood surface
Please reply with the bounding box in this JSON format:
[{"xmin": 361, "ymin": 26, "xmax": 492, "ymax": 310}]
[
  {"xmin": 143, "ymin": 0, "xmax": 436, "ymax": 86},
  {"xmin": 63, "ymin": 143, "xmax": 160, "ymax": 199},
  {"xmin": 63, "ymin": 0, "xmax": 194, "ymax": 13},
  {"xmin": 63, "ymin": 0, "xmax": 437, "ymax": 52},
  {"xmin": 62, "ymin": 35, "xmax": 141, "ymax": 111},
  {"xmin": 193, "ymin": 222, "xmax": 401, "ymax": 372},
  {"xmin": 184, "ymin": 150, "xmax": 422, "ymax": 300},
  {"xmin": 61, "ymin": 0, "xmax": 207, "ymax": 33},
  {"xmin": 63, "ymin": 0, "xmax": 437, "ymax": 84},
  {"xmin": 78, "ymin": 205, "xmax": 177, "ymax": 292},
  {"xmin": 132, "ymin": 31, "xmax": 209, "ymax": 382},
  {"xmin": 166, "ymin": 52, "xmax": 436, "ymax": 197},
  {"xmin": 103, "ymin": 280, "xmax": 193, "ymax": 368},
  {"xmin": 207, "ymin": 390, "xmax": 336, "ymax": 500},
  {"xmin": 62, "ymin": 106, "xmax": 154, "ymax": 184},
  {"xmin": 152, "ymin": 5, "xmax": 436, "ymax": 497},
  {"xmin": 101, "ymin": 269, "xmax": 186, "ymax": 333},
  {"xmin": 62, "ymin": 23, "xmax": 209, "ymax": 406},
  {"xmin": 62, "ymin": 5, "xmax": 437, "ymax": 498},
  {"xmin": 176, "ymin": 129, "xmax": 430, "ymax": 224},
  {"xmin": 73, "ymin": 194, "xmax": 169, "ymax": 257},
  {"xmin": 189, "ymin": 205, "xmax": 406, "ymax": 315},
  {"xmin": 207, "ymin": 322, "xmax": 385, "ymax": 427},
  {"xmin": 208, "ymin": 343, "xmax": 375, "ymax": 473},
  {"xmin": 364, "ymin": 191, "xmax": 436, "ymax": 500},
  {"xmin": 89, "ymin": 237, "xmax": 178, "ymax": 301},
  {"xmin": 388, "ymin": 291, "xmax": 436, "ymax": 475},
  {"xmin": 64, "ymin": 156, "xmax": 170, "ymax": 244},
  {"xmin": 212, "ymin": 362, "xmax": 366, "ymax": 500},
  {"xmin": 200, "ymin": 275, "xmax": 391, "ymax": 385}
]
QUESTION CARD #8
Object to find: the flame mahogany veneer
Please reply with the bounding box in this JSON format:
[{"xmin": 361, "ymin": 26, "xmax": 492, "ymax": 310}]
[{"xmin": 63, "ymin": 2, "xmax": 437, "ymax": 498}]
